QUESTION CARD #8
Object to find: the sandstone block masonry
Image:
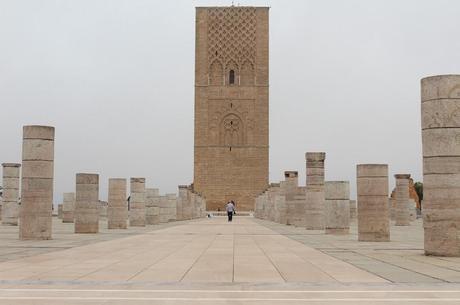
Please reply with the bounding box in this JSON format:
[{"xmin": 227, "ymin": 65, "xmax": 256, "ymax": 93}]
[
  {"xmin": 193, "ymin": 7, "xmax": 270, "ymax": 211},
  {"xmin": 325, "ymin": 181, "xmax": 350, "ymax": 234},
  {"xmin": 305, "ymin": 152, "xmax": 326, "ymax": 230},
  {"xmin": 394, "ymin": 174, "xmax": 411, "ymax": 226},
  {"xmin": 146, "ymin": 188, "xmax": 160, "ymax": 225},
  {"xmin": 108, "ymin": 178, "xmax": 127, "ymax": 229},
  {"xmin": 62, "ymin": 192, "xmax": 75, "ymax": 223},
  {"xmin": 19, "ymin": 125, "xmax": 54, "ymax": 240},
  {"xmin": 75, "ymin": 173, "xmax": 99, "ymax": 233},
  {"xmin": 422, "ymin": 74, "xmax": 460, "ymax": 256},
  {"xmin": 357, "ymin": 164, "xmax": 390, "ymax": 242},
  {"xmin": 129, "ymin": 178, "xmax": 146, "ymax": 227},
  {"xmin": 1, "ymin": 163, "xmax": 21, "ymax": 226}
]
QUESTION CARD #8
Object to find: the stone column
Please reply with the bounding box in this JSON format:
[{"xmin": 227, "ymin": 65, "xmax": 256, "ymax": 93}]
[
  {"xmin": 422, "ymin": 75, "xmax": 460, "ymax": 256},
  {"xmin": 394, "ymin": 174, "xmax": 411, "ymax": 226},
  {"xmin": 146, "ymin": 188, "xmax": 160, "ymax": 225},
  {"xmin": 62, "ymin": 192, "xmax": 75, "ymax": 223},
  {"xmin": 108, "ymin": 178, "xmax": 127, "ymax": 229},
  {"xmin": 75, "ymin": 173, "xmax": 99, "ymax": 233},
  {"xmin": 349, "ymin": 199, "xmax": 357, "ymax": 219},
  {"xmin": 357, "ymin": 164, "xmax": 390, "ymax": 241},
  {"xmin": 325, "ymin": 181, "xmax": 350, "ymax": 234},
  {"xmin": 57, "ymin": 204, "xmax": 63, "ymax": 219},
  {"xmin": 305, "ymin": 152, "xmax": 326, "ymax": 229},
  {"xmin": 280, "ymin": 171, "xmax": 298, "ymax": 225},
  {"xmin": 129, "ymin": 178, "xmax": 146, "ymax": 227},
  {"xmin": 20, "ymin": 125, "xmax": 54, "ymax": 240},
  {"xmin": 166, "ymin": 193, "xmax": 177, "ymax": 222},
  {"xmin": 1, "ymin": 163, "xmax": 21, "ymax": 226}
]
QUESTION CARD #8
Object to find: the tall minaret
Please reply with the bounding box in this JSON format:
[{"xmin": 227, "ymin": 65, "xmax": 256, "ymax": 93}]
[{"xmin": 193, "ymin": 6, "xmax": 269, "ymax": 211}]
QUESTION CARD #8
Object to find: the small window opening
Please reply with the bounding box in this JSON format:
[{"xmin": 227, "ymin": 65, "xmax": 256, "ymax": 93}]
[
  {"xmin": 230, "ymin": 121, "xmax": 233, "ymax": 125},
  {"xmin": 230, "ymin": 103, "xmax": 233, "ymax": 108},
  {"xmin": 229, "ymin": 70, "xmax": 235, "ymax": 85},
  {"xmin": 229, "ymin": 146, "xmax": 232, "ymax": 151}
]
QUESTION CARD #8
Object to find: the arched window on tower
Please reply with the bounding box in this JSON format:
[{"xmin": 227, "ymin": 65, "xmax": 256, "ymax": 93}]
[{"xmin": 229, "ymin": 70, "xmax": 235, "ymax": 85}]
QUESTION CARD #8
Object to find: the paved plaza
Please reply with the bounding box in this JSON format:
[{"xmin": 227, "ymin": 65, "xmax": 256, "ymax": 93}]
[{"xmin": 0, "ymin": 217, "xmax": 459, "ymax": 304}]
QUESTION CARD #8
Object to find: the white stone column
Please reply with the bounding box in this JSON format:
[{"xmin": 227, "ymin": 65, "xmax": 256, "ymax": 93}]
[
  {"xmin": 146, "ymin": 188, "xmax": 160, "ymax": 225},
  {"xmin": 357, "ymin": 164, "xmax": 390, "ymax": 242},
  {"xmin": 108, "ymin": 178, "xmax": 127, "ymax": 229},
  {"xmin": 422, "ymin": 74, "xmax": 460, "ymax": 256},
  {"xmin": 129, "ymin": 178, "xmax": 146, "ymax": 227},
  {"xmin": 394, "ymin": 174, "xmax": 411, "ymax": 226},
  {"xmin": 305, "ymin": 152, "xmax": 326, "ymax": 230},
  {"xmin": 62, "ymin": 192, "xmax": 75, "ymax": 223},
  {"xmin": 325, "ymin": 181, "xmax": 350, "ymax": 234},
  {"xmin": 20, "ymin": 125, "xmax": 54, "ymax": 240},
  {"xmin": 1, "ymin": 163, "xmax": 21, "ymax": 226},
  {"xmin": 75, "ymin": 173, "xmax": 99, "ymax": 233}
]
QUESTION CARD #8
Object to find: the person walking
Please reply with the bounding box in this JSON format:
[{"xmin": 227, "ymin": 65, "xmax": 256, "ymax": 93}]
[{"xmin": 225, "ymin": 201, "xmax": 235, "ymax": 222}]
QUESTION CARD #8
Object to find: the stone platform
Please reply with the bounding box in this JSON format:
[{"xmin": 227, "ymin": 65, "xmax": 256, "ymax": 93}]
[{"xmin": 0, "ymin": 217, "xmax": 459, "ymax": 304}]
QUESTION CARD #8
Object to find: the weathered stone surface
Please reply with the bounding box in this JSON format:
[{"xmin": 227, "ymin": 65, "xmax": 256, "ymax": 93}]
[
  {"xmin": 193, "ymin": 7, "xmax": 269, "ymax": 211},
  {"xmin": 57, "ymin": 204, "xmax": 63, "ymax": 219},
  {"xmin": 422, "ymin": 74, "xmax": 460, "ymax": 256},
  {"xmin": 1, "ymin": 163, "xmax": 21, "ymax": 226},
  {"xmin": 129, "ymin": 177, "xmax": 146, "ymax": 227},
  {"xmin": 357, "ymin": 164, "xmax": 390, "ymax": 242},
  {"xmin": 62, "ymin": 192, "xmax": 75, "ymax": 223},
  {"xmin": 75, "ymin": 173, "xmax": 99, "ymax": 233},
  {"xmin": 349, "ymin": 200, "xmax": 357, "ymax": 219},
  {"xmin": 325, "ymin": 181, "xmax": 350, "ymax": 234},
  {"xmin": 305, "ymin": 152, "xmax": 326, "ymax": 230},
  {"xmin": 19, "ymin": 125, "xmax": 54, "ymax": 240},
  {"xmin": 394, "ymin": 174, "xmax": 411, "ymax": 226},
  {"xmin": 108, "ymin": 178, "xmax": 127, "ymax": 229},
  {"xmin": 146, "ymin": 188, "xmax": 160, "ymax": 225}
]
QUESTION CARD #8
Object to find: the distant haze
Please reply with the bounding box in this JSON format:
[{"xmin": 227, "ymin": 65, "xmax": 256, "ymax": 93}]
[{"xmin": 1, "ymin": 0, "xmax": 459, "ymax": 206}]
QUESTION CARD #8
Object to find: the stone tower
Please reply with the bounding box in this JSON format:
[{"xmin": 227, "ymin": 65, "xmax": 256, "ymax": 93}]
[{"xmin": 194, "ymin": 6, "xmax": 269, "ymax": 211}]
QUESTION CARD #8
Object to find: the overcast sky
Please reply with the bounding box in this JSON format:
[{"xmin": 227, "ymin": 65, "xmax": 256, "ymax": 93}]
[{"xmin": 1, "ymin": 0, "xmax": 460, "ymax": 205}]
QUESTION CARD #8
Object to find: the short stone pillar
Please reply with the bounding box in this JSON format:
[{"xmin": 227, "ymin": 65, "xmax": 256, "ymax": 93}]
[
  {"xmin": 349, "ymin": 200, "xmax": 357, "ymax": 219},
  {"xmin": 108, "ymin": 178, "xmax": 127, "ymax": 229},
  {"xmin": 166, "ymin": 193, "xmax": 177, "ymax": 222},
  {"xmin": 325, "ymin": 181, "xmax": 350, "ymax": 234},
  {"xmin": 394, "ymin": 174, "xmax": 411, "ymax": 226},
  {"xmin": 305, "ymin": 152, "xmax": 326, "ymax": 229},
  {"xmin": 57, "ymin": 204, "xmax": 63, "ymax": 219},
  {"xmin": 281, "ymin": 171, "xmax": 299, "ymax": 225},
  {"xmin": 422, "ymin": 75, "xmax": 460, "ymax": 256},
  {"xmin": 20, "ymin": 126, "xmax": 55, "ymax": 240},
  {"xmin": 62, "ymin": 192, "xmax": 75, "ymax": 223},
  {"xmin": 146, "ymin": 188, "xmax": 160, "ymax": 225},
  {"xmin": 129, "ymin": 178, "xmax": 146, "ymax": 227},
  {"xmin": 75, "ymin": 173, "xmax": 99, "ymax": 233},
  {"xmin": 357, "ymin": 164, "xmax": 390, "ymax": 242},
  {"xmin": 1, "ymin": 163, "xmax": 21, "ymax": 226}
]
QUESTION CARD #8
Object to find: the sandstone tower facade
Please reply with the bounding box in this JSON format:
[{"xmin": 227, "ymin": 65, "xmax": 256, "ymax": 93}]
[{"xmin": 194, "ymin": 7, "xmax": 269, "ymax": 211}]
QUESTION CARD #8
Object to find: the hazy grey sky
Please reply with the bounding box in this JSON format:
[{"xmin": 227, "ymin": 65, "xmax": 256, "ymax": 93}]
[{"xmin": 1, "ymin": 0, "xmax": 460, "ymax": 204}]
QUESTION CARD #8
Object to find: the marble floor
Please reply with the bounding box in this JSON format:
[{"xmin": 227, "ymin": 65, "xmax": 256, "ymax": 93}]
[{"xmin": 0, "ymin": 216, "xmax": 459, "ymax": 304}]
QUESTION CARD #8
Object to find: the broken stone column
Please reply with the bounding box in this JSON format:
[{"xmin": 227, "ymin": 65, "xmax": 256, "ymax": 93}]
[
  {"xmin": 349, "ymin": 199, "xmax": 357, "ymax": 219},
  {"xmin": 62, "ymin": 192, "xmax": 75, "ymax": 223},
  {"xmin": 280, "ymin": 171, "xmax": 299, "ymax": 225},
  {"xmin": 146, "ymin": 188, "xmax": 160, "ymax": 225},
  {"xmin": 357, "ymin": 164, "xmax": 390, "ymax": 241},
  {"xmin": 57, "ymin": 204, "xmax": 63, "ymax": 219},
  {"xmin": 108, "ymin": 178, "xmax": 127, "ymax": 229},
  {"xmin": 129, "ymin": 178, "xmax": 146, "ymax": 227},
  {"xmin": 75, "ymin": 173, "xmax": 99, "ymax": 233},
  {"xmin": 394, "ymin": 174, "xmax": 411, "ymax": 226},
  {"xmin": 305, "ymin": 152, "xmax": 326, "ymax": 230},
  {"xmin": 422, "ymin": 74, "xmax": 460, "ymax": 256},
  {"xmin": 1, "ymin": 163, "xmax": 21, "ymax": 226},
  {"xmin": 325, "ymin": 181, "xmax": 350, "ymax": 234},
  {"xmin": 20, "ymin": 125, "xmax": 54, "ymax": 240}
]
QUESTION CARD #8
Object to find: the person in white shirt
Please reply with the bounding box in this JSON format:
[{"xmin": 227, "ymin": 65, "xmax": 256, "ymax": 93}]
[{"xmin": 225, "ymin": 201, "xmax": 235, "ymax": 222}]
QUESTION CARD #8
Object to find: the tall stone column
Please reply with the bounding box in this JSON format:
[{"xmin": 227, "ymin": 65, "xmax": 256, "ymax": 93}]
[
  {"xmin": 129, "ymin": 177, "xmax": 146, "ymax": 227},
  {"xmin": 108, "ymin": 178, "xmax": 127, "ymax": 229},
  {"xmin": 305, "ymin": 152, "xmax": 326, "ymax": 229},
  {"xmin": 357, "ymin": 164, "xmax": 390, "ymax": 241},
  {"xmin": 325, "ymin": 181, "xmax": 350, "ymax": 234},
  {"xmin": 75, "ymin": 173, "xmax": 99, "ymax": 233},
  {"xmin": 19, "ymin": 125, "xmax": 54, "ymax": 240},
  {"xmin": 422, "ymin": 74, "xmax": 460, "ymax": 256},
  {"xmin": 394, "ymin": 174, "xmax": 411, "ymax": 226},
  {"xmin": 62, "ymin": 192, "xmax": 75, "ymax": 223},
  {"xmin": 1, "ymin": 163, "xmax": 21, "ymax": 226}
]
